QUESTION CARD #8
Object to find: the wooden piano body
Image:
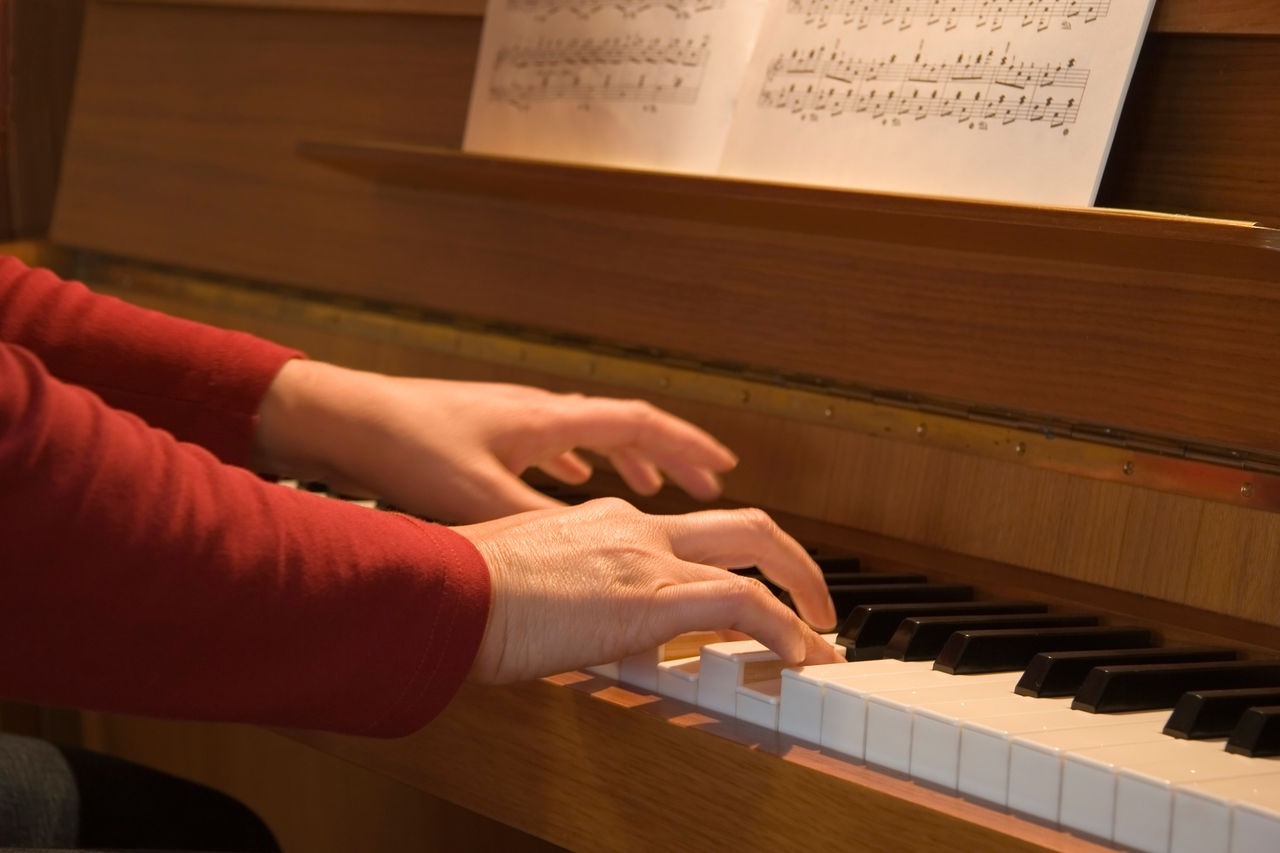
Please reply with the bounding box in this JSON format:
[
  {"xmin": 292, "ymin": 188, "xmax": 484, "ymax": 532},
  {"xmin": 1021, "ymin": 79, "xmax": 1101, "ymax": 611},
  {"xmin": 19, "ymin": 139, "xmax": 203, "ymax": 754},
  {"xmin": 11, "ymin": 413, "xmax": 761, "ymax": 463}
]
[{"xmin": 21, "ymin": 0, "xmax": 1280, "ymax": 849}]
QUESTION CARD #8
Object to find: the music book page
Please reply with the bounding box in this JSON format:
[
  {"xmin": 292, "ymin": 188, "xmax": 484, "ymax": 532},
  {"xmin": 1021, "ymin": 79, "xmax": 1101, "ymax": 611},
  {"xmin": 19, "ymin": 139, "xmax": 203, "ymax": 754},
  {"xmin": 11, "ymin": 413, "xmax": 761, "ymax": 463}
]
[
  {"xmin": 463, "ymin": 0, "xmax": 769, "ymax": 173},
  {"xmin": 719, "ymin": 1, "xmax": 1158, "ymax": 205},
  {"xmin": 464, "ymin": 0, "xmax": 1157, "ymax": 206}
]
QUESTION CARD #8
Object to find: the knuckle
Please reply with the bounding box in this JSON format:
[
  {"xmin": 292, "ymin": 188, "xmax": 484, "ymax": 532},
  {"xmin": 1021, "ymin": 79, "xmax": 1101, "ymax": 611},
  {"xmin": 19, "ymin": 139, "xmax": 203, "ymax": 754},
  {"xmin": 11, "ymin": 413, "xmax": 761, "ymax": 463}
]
[
  {"xmin": 621, "ymin": 398, "xmax": 659, "ymax": 426},
  {"xmin": 582, "ymin": 495, "xmax": 638, "ymax": 516},
  {"xmin": 736, "ymin": 506, "xmax": 779, "ymax": 534},
  {"xmin": 727, "ymin": 573, "xmax": 772, "ymax": 604}
]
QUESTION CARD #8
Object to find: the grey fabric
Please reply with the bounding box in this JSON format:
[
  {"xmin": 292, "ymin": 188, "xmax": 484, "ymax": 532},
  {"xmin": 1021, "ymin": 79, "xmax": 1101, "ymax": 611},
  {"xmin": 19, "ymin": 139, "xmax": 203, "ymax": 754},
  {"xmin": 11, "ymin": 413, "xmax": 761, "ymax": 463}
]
[
  {"xmin": 0, "ymin": 733, "xmax": 277, "ymax": 851},
  {"xmin": 0, "ymin": 734, "xmax": 79, "ymax": 848}
]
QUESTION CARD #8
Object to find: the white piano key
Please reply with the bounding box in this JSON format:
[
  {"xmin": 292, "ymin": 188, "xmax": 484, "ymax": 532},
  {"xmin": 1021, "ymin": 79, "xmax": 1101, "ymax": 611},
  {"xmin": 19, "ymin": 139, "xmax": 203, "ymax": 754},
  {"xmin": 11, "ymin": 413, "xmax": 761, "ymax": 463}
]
[
  {"xmin": 778, "ymin": 662, "xmax": 871, "ymax": 743},
  {"xmin": 737, "ymin": 678, "xmax": 783, "ymax": 730},
  {"xmin": 871, "ymin": 675, "xmax": 1024, "ymax": 789},
  {"xmin": 957, "ymin": 703, "xmax": 1164, "ymax": 807},
  {"xmin": 1169, "ymin": 773, "xmax": 1280, "ymax": 853},
  {"xmin": 866, "ymin": 691, "xmax": 1050, "ymax": 777},
  {"xmin": 696, "ymin": 635, "xmax": 839, "ymax": 718},
  {"xmin": 656, "ymin": 655, "xmax": 700, "ymax": 704},
  {"xmin": 697, "ymin": 640, "xmax": 787, "ymax": 716},
  {"xmin": 1114, "ymin": 743, "xmax": 1280, "ymax": 853},
  {"xmin": 1059, "ymin": 738, "xmax": 1249, "ymax": 845},
  {"xmin": 618, "ymin": 647, "xmax": 663, "ymax": 691},
  {"xmin": 1006, "ymin": 714, "xmax": 1170, "ymax": 825},
  {"xmin": 1061, "ymin": 741, "xmax": 1184, "ymax": 843},
  {"xmin": 585, "ymin": 661, "xmax": 621, "ymax": 680},
  {"xmin": 1229, "ymin": 781, "xmax": 1280, "ymax": 853},
  {"xmin": 818, "ymin": 662, "xmax": 982, "ymax": 761}
]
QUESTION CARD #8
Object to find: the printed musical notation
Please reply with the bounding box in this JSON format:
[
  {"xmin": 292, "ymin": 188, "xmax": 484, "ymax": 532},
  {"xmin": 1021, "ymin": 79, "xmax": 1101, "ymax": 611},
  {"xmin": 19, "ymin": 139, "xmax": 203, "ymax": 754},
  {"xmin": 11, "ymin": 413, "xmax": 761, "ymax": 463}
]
[
  {"xmin": 506, "ymin": 0, "xmax": 726, "ymax": 20},
  {"xmin": 489, "ymin": 35, "xmax": 711, "ymax": 107},
  {"xmin": 465, "ymin": 0, "xmax": 766, "ymax": 172},
  {"xmin": 759, "ymin": 45, "xmax": 1088, "ymax": 127},
  {"xmin": 784, "ymin": 0, "xmax": 1109, "ymax": 30},
  {"xmin": 466, "ymin": 0, "xmax": 1156, "ymax": 204}
]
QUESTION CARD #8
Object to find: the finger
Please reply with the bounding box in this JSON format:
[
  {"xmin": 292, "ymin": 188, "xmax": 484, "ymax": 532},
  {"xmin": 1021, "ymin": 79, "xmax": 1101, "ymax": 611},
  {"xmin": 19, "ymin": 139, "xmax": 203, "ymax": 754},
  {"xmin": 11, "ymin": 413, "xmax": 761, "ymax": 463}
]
[
  {"xmin": 662, "ymin": 509, "xmax": 836, "ymax": 631},
  {"xmin": 541, "ymin": 397, "xmax": 738, "ymax": 475},
  {"xmin": 653, "ymin": 575, "xmax": 842, "ymax": 666},
  {"xmin": 433, "ymin": 464, "xmax": 567, "ymax": 523},
  {"xmin": 609, "ymin": 447, "xmax": 664, "ymax": 496},
  {"xmin": 646, "ymin": 457, "xmax": 724, "ymax": 502},
  {"xmin": 536, "ymin": 450, "xmax": 593, "ymax": 484}
]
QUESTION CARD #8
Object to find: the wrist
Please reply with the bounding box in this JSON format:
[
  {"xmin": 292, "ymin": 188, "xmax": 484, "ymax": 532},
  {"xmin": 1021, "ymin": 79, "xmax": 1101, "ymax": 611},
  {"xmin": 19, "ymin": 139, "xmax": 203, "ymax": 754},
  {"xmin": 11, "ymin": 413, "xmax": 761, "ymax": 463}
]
[{"xmin": 252, "ymin": 358, "xmax": 361, "ymax": 479}]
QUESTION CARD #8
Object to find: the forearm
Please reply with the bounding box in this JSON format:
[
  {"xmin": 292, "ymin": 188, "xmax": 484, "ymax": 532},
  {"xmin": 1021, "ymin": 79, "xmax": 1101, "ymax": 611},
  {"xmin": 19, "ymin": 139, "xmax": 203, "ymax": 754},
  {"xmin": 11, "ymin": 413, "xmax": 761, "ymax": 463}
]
[
  {"xmin": 0, "ymin": 342, "xmax": 489, "ymax": 735},
  {"xmin": 0, "ymin": 256, "xmax": 301, "ymax": 465}
]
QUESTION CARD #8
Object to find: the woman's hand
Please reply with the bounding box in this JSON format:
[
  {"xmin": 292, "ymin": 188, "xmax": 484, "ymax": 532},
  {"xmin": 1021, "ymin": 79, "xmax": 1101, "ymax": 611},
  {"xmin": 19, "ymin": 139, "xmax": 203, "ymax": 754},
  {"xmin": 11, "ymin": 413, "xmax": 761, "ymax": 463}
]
[
  {"xmin": 455, "ymin": 498, "xmax": 842, "ymax": 684},
  {"xmin": 254, "ymin": 360, "xmax": 738, "ymax": 523}
]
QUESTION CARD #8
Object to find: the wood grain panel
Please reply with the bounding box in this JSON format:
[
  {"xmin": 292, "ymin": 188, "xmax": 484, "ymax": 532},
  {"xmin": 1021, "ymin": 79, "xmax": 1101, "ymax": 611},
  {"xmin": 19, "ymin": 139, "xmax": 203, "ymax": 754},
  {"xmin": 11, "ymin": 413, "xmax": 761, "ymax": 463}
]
[
  {"xmin": 87, "ymin": 273, "xmax": 1280, "ymax": 648},
  {"xmin": 53, "ymin": 2, "xmax": 1280, "ymax": 456},
  {"xmin": 1097, "ymin": 35, "xmax": 1280, "ymax": 223},
  {"xmin": 283, "ymin": 676, "xmax": 1110, "ymax": 853},
  {"xmin": 79, "ymin": 713, "xmax": 563, "ymax": 853}
]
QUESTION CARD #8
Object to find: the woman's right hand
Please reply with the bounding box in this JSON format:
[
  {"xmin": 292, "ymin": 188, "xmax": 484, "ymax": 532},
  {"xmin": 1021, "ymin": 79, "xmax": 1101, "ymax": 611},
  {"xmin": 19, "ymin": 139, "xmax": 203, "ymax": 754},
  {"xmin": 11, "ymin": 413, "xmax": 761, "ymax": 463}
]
[{"xmin": 455, "ymin": 498, "xmax": 842, "ymax": 685}]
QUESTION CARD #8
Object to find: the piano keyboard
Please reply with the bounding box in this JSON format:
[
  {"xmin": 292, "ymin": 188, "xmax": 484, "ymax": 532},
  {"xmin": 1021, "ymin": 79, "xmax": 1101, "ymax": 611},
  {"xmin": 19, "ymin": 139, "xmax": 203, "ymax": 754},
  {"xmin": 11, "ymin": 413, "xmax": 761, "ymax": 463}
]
[
  {"xmin": 277, "ymin": 479, "xmax": 1280, "ymax": 852},
  {"xmin": 595, "ymin": 553, "xmax": 1280, "ymax": 853}
]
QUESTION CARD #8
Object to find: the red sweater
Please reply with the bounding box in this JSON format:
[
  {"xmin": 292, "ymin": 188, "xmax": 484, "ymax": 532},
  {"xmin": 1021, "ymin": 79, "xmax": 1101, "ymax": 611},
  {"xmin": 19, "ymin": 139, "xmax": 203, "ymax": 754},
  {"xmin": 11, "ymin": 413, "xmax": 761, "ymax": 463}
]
[{"xmin": 0, "ymin": 256, "xmax": 490, "ymax": 736}]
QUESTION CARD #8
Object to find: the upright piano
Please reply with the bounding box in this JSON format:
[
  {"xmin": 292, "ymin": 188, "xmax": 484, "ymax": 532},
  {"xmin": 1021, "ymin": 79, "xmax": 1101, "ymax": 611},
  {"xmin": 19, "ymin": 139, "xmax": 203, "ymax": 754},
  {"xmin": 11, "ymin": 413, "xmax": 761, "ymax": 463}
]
[{"xmin": 30, "ymin": 0, "xmax": 1280, "ymax": 850}]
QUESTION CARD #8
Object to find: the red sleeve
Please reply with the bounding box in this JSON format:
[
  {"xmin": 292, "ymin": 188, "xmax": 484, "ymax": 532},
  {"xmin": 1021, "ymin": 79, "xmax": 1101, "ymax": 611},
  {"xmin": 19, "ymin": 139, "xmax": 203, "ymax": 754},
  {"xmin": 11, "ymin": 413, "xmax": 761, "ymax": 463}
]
[
  {"xmin": 0, "ymin": 262, "xmax": 491, "ymax": 736},
  {"xmin": 0, "ymin": 255, "xmax": 301, "ymax": 466}
]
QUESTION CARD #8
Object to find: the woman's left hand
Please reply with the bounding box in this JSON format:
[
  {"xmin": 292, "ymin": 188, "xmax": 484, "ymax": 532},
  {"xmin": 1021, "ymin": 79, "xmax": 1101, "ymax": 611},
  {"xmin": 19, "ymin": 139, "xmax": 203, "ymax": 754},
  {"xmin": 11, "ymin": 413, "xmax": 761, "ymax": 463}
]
[{"xmin": 253, "ymin": 360, "xmax": 738, "ymax": 522}]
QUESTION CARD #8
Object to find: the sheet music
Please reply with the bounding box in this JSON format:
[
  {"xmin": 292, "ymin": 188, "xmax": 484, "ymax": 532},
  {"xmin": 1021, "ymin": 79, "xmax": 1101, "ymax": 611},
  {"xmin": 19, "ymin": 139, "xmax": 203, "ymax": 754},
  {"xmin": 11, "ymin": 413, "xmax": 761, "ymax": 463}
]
[
  {"xmin": 464, "ymin": 0, "xmax": 769, "ymax": 173},
  {"xmin": 718, "ymin": 0, "xmax": 1157, "ymax": 205}
]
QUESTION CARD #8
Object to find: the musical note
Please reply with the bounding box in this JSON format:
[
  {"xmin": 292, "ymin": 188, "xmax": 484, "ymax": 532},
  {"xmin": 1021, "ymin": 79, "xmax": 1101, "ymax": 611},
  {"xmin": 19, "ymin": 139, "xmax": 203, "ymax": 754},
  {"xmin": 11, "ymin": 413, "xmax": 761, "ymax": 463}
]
[
  {"xmin": 758, "ymin": 42, "xmax": 1088, "ymax": 128},
  {"xmin": 507, "ymin": 0, "xmax": 727, "ymax": 20},
  {"xmin": 784, "ymin": 0, "xmax": 1110, "ymax": 31},
  {"xmin": 489, "ymin": 34, "xmax": 712, "ymax": 107}
]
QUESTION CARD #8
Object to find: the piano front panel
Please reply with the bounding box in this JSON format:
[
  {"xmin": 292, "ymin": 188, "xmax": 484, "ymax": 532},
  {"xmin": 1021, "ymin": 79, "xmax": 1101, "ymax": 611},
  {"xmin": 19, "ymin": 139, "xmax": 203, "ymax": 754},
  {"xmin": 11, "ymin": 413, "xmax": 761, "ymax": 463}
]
[
  {"xmin": 56, "ymin": 1, "xmax": 1280, "ymax": 455},
  {"xmin": 80, "ymin": 259, "xmax": 1280, "ymax": 650}
]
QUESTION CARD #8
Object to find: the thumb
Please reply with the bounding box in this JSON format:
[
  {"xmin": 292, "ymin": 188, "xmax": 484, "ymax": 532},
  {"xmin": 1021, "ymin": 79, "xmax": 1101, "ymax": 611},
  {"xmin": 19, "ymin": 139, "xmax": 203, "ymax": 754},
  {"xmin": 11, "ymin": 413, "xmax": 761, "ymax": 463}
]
[{"xmin": 445, "ymin": 462, "xmax": 567, "ymax": 523}]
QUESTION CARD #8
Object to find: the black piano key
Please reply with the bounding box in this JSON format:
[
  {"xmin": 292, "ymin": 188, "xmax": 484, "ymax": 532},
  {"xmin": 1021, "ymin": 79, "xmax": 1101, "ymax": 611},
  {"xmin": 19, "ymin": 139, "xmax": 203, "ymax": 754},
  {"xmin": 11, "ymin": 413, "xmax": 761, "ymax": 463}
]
[
  {"xmin": 828, "ymin": 583, "xmax": 973, "ymax": 617},
  {"xmin": 934, "ymin": 626, "xmax": 1153, "ymax": 675},
  {"xmin": 733, "ymin": 570, "xmax": 922, "ymax": 587},
  {"xmin": 1016, "ymin": 646, "xmax": 1238, "ymax": 698},
  {"xmin": 821, "ymin": 572, "xmax": 927, "ymax": 586},
  {"xmin": 815, "ymin": 555, "xmax": 862, "ymax": 573},
  {"xmin": 835, "ymin": 600, "xmax": 1048, "ymax": 657},
  {"xmin": 1226, "ymin": 704, "xmax": 1280, "ymax": 757},
  {"xmin": 1072, "ymin": 660, "xmax": 1280, "ymax": 713},
  {"xmin": 742, "ymin": 571, "xmax": 929, "ymax": 612},
  {"xmin": 1165, "ymin": 686, "xmax": 1280, "ymax": 739},
  {"xmin": 886, "ymin": 612, "xmax": 1099, "ymax": 662}
]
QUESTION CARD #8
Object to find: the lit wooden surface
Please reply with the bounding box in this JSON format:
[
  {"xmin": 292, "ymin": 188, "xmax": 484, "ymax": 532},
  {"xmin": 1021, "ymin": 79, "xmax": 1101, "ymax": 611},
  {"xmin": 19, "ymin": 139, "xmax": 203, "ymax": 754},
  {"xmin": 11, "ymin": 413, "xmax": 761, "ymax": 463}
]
[
  {"xmin": 283, "ymin": 674, "xmax": 1119, "ymax": 853},
  {"xmin": 106, "ymin": 0, "xmax": 1280, "ymax": 34},
  {"xmin": 86, "ymin": 265, "xmax": 1280, "ymax": 642},
  {"xmin": 53, "ymin": 3, "xmax": 1280, "ymax": 455}
]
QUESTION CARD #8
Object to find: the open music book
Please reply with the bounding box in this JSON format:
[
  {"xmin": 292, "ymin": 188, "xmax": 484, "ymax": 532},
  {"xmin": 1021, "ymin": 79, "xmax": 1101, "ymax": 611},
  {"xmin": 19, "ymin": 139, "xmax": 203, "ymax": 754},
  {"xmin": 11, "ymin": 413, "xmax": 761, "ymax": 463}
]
[{"xmin": 463, "ymin": 1, "xmax": 1157, "ymax": 207}]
